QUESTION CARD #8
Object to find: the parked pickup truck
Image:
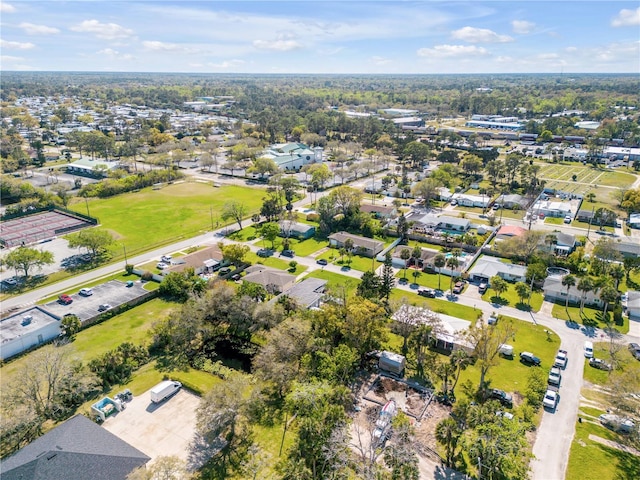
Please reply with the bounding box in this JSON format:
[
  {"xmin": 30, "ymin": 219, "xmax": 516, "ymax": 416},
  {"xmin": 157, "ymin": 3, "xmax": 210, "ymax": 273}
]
[{"xmin": 554, "ymin": 349, "xmax": 568, "ymax": 369}]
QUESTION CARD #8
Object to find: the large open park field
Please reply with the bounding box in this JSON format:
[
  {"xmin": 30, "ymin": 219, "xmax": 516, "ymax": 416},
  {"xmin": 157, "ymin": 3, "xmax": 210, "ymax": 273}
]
[{"xmin": 69, "ymin": 181, "xmax": 263, "ymax": 253}]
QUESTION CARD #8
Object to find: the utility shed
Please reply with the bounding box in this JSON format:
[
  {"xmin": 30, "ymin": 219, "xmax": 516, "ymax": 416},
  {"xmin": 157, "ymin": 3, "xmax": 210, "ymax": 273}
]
[{"xmin": 378, "ymin": 351, "xmax": 406, "ymax": 376}]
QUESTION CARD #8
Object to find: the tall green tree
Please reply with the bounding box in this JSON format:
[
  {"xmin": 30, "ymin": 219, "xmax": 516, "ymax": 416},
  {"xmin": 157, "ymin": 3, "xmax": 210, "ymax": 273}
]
[
  {"xmin": 434, "ymin": 253, "xmax": 446, "ymax": 291},
  {"xmin": 2, "ymin": 247, "xmax": 54, "ymax": 278},
  {"xmin": 379, "ymin": 252, "xmax": 395, "ymax": 303},
  {"xmin": 67, "ymin": 229, "xmax": 115, "ymax": 258},
  {"xmin": 221, "ymin": 200, "xmax": 248, "ymax": 230},
  {"xmin": 561, "ymin": 274, "xmax": 576, "ymax": 309}
]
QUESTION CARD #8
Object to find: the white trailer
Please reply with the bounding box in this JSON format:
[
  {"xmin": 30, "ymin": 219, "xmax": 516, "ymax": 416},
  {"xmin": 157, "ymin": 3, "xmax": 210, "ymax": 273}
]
[
  {"xmin": 150, "ymin": 380, "xmax": 182, "ymax": 403},
  {"xmin": 378, "ymin": 351, "xmax": 406, "ymax": 376}
]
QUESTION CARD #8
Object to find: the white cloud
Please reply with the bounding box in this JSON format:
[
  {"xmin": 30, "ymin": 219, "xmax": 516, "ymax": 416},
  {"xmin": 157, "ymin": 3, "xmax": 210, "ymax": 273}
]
[
  {"xmin": 417, "ymin": 44, "xmax": 489, "ymax": 58},
  {"xmin": 142, "ymin": 40, "xmax": 182, "ymax": 52},
  {"xmin": 208, "ymin": 59, "xmax": 245, "ymax": 69},
  {"xmin": 19, "ymin": 22, "xmax": 60, "ymax": 35},
  {"xmin": 451, "ymin": 26, "xmax": 512, "ymax": 43},
  {"xmin": 253, "ymin": 34, "xmax": 302, "ymax": 51},
  {"xmin": 370, "ymin": 56, "xmax": 391, "ymax": 66},
  {"xmin": 70, "ymin": 20, "xmax": 134, "ymax": 40},
  {"xmin": 97, "ymin": 48, "xmax": 133, "ymax": 60},
  {"xmin": 1, "ymin": 55, "xmax": 23, "ymax": 63},
  {"xmin": 511, "ymin": 20, "xmax": 535, "ymax": 34},
  {"xmin": 611, "ymin": 7, "xmax": 640, "ymax": 27},
  {"xmin": 0, "ymin": 39, "xmax": 35, "ymax": 50},
  {"xmin": 0, "ymin": 2, "xmax": 16, "ymax": 13}
]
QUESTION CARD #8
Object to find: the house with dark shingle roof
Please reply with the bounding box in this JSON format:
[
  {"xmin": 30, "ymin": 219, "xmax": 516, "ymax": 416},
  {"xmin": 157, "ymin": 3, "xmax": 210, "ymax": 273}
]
[{"xmin": 0, "ymin": 414, "xmax": 149, "ymax": 480}]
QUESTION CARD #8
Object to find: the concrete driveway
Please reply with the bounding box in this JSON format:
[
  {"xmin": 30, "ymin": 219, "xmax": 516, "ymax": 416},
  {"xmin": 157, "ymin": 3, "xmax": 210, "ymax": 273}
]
[{"xmin": 102, "ymin": 387, "xmax": 200, "ymax": 462}]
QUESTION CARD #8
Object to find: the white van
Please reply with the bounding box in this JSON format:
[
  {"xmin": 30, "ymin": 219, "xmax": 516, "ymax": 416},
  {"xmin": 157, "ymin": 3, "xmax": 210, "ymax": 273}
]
[
  {"xmin": 150, "ymin": 380, "xmax": 182, "ymax": 403},
  {"xmin": 584, "ymin": 341, "xmax": 594, "ymax": 358}
]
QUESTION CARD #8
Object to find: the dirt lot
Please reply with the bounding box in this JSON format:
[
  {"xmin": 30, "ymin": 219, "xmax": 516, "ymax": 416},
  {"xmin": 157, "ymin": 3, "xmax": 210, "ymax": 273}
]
[{"xmin": 102, "ymin": 386, "xmax": 200, "ymax": 463}]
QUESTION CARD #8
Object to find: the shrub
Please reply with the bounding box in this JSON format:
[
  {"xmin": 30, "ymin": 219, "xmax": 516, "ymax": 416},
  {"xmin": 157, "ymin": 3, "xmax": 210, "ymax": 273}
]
[
  {"xmin": 306, "ymin": 213, "xmax": 320, "ymax": 222},
  {"xmin": 524, "ymin": 368, "xmax": 547, "ymax": 409},
  {"xmin": 613, "ymin": 304, "xmax": 623, "ymax": 326},
  {"xmin": 125, "ymin": 264, "xmax": 134, "ymax": 275},
  {"xmin": 141, "ymin": 271, "xmax": 153, "ymax": 281}
]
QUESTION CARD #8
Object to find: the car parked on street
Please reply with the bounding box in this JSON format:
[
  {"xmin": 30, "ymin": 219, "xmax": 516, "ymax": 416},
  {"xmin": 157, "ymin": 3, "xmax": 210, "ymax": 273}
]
[
  {"xmin": 554, "ymin": 349, "xmax": 568, "ymax": 369},
  {"xmin": 584, "ymin": 341, "xmax": 594, "ymax": 358},
  {"xmin": 418, "ymin": 288, "xmax": 435, "ymax": 298},
  {"xmin": 489, "ymin": 389, "xmax": 513, "ymax": 407},
  {"xmin": 520, "ymin": 351, "xmax": 541, "ymax": 366},
  {"xmin": 58, "ymin": 294, "xmax": 73, "ymax": 305},
  {"xmin": 79, "ymin": 288, "xmax": 93, "ymax": 296},
  {"xmin": 543, "ymin": 389, "xmax": 558, "ymax": 410},
  {"xmin": 316, "ymin": 258, "xmax": 328, "ymax": 266},
  {"xmin": 548, "ymin": 367, "xmax": 562, "ymax": 386}
]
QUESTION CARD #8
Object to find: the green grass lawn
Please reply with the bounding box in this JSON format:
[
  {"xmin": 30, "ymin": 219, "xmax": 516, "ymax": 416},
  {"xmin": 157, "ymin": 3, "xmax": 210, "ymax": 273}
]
[
  {"xmin": 481, "ymin": 283, "xmax": 544, "ymax": 312},
  {"xmin": 244, "ymin": 252, "xmax": 304, "ymax": 273},
  {"xmin": 289, "ymin": 236, "xmax": 328, "ymax": 256},
  {"xmin": 315, "ymin": 248, "xmax": 379, "ymax": 273},
  {"xmin": 69, "ymin": 182, "xmax": 263, "ymax": 254},
  {"xmin": 566, "ymin": 417, "xmax": 639, "ymax": 480},
  {"xmin": 389, "ymin": 290, "xmax": 481, "ymax": 320},
  {"xmin": 394, "ymin": 268, "xmax": 454, "ymax": 291},
  {"xmin": 454, "ymin": 316, "xmax": 561, "ymax": 395},
  {"xmin": 1, "ymin": 297, "xmax": 179, "ymax": 389},
  {"xmin": 583, "ymin": 343, "xmax": 614, "ymax": 385},
  {"xmin": 305, "ymin": 270, "xmax": 358, "ymax": 296},
  {"xmin": 551, "ymin": 303, "xmax": 629, "ymax": 334}
]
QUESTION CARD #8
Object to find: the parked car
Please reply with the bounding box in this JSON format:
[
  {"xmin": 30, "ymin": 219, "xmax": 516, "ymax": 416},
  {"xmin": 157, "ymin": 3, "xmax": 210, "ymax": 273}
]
[
  {"xmin": 79, "ymin": 288, "xmax": 93, "ymax": 296},
  {"xmin": 520, "ymin": 351, "xmax": 541, "ymax": 366},
  {"xmin": 487, "ymin": 314, "xmax": 499, "ymax": 325},
  {"xmin": 98, "ymin": 303, "xmax": 111, "ymax": 312},
  {"xmin": 281, "ymin": 250, "xmax": 295, "ymax": 258},
  {"xmin": 628, "ymin": 343, "xmax": 640, "ymax": 361},
  {"xmin": 218, "ymin": 267, "xmax": 232, "ymax": 276},
  {"xmin": 589, "ymin": 358, "xmax": 612, "ymax": 371},
  {"xmin": 257, "ymin": 249, "xmax": 272, "ymax": 258},
  {"xmin": 554, "ymin": 349, "xmax": 568, "ymax": 369},
  {"xmin": 161, "ymin": 255, "xmax": 173, "ymax": 263},
  {"xmin": 548, "ymin": 367, "xmax": 562, "ymax": 386},
  {"xmin": 157, "ymin": 262, "xmax": 169, "ymax": 270},
  {"xmin": 584, "ymin": 341, "xmax": 594, "ymax": 358},
  {"xmin": 543, "ymin": 389, "xmax": 558, "ymax": 410},
  {"xmin": 4, "ymin": 277, "xmax": 18, "ymax": 286},
  {"xmin": 316, "ymin": 258, "xmax": 328, "ymax": 266},
  {"xmin": 563, "ymin": 215, "xmax": 572, "ymax": 224},
  {"xmin": 58, "ymin": 294, "xmax": 73, "ymax": 305},
  {"xmin": 489, "ymin": 388, "xmax": 513, "ymax": 407},
  {"xmin": 418, "ymin": 288, "xmax": 435, "ymax": 298},
  {"xmin": 478, "ymin": 282, "xmax": 488, "ymax": 293},
  {"xmin": 452, "ymin": 281, "xmax": 464, "ymax": 294}
]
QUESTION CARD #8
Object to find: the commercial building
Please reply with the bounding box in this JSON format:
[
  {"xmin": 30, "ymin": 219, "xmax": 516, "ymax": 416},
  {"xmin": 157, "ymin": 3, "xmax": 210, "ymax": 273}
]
[
  {"xmin": 0, "ymin": 307, "xmax": 61, "ymax": 360},
  {"xmin": 261, "ymin": 143, "xmax": 323, "ymax": 171}
]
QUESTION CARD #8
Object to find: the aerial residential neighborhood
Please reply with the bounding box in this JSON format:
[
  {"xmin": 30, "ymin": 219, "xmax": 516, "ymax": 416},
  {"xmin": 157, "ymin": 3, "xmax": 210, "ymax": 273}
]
[{"xmin": 1, "ymin": 2, "xmax": 640, "ymax": 480}]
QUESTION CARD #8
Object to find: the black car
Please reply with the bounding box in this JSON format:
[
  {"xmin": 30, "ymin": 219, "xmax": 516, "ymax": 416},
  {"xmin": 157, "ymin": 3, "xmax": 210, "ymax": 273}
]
[
  {"xmin": 316, "ymin": 258, "xmax": 328, "ymax": 266},
  {"xmin": 520, "ymin": 351, "xmax": 541, "ymax": 366},
  {"xmin": 418, "ymin": 288, "xmax": 435, "ymax": 298},
  {"xmin": 281, "ymin": 250, "xmax": 295, "ymax": 258},
  {"xmin": 489, "ymin": 389, "xmax": 513, "ymax": 407}
]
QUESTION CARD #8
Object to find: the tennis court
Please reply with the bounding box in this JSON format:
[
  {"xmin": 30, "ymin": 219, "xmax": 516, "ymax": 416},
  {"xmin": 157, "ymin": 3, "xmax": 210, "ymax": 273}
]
[{"xmin": 0, "ymin": 211, "xmax": 93, "ymax": 248}]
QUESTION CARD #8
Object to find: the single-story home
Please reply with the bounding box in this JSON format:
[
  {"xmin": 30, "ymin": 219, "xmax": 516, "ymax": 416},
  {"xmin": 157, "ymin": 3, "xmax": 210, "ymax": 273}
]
[
  {"xmin": 531, "ymin": 199, "xmax": 573, "ymax": 218},
  {"xmin": 276, "ymin": 278, "xmax": 328, "ymax": 309},
  {"xmin": 467, "ymin": 256, "xmax": 527, "ymax": 284},
  {"xmin": 626, "ymin": 291, "xmax": 640, "ymax": 320},
  {"xmin": 452, "ymin": 193, "xmax": 490, "ymax": 209},
  {"xmin": 612, "ymin": 240, "xmax": 640, "ymax": 258},
  {"xmin": 391, "ymin": 246, "xmax": 440, "ymax": 270},
  {"xmin": 437, "ymin": 187, "xmax": 453, "ymax": 202},
  {"xmin": 496, "ymin": 193, "xmax": 528, "ymax": 209},
  {"xmin": 542, "ymin": 275, "xmax": 602, "ymax": 307},
  {"xmin": 551, "ymin": 232, "xmax": 577, "ymax": 256},
  {"xmin": 65, "ymin": 158, "xmax": 121, "ymax": 178},
  {"xmin": 360, "ymin": 203, "xmax": 397, "ymax": 219},
  {"xmin": 409, "ymin": 213, "xmax": 471, "ymax": 234},
  {"xmin": 0, "ymin": 414, "xmax": 150, "ymax": 480},
  {"xmin": 495, "ymin": 225, "xmax": 526, "ymax": 241},
  {"xmin": 328, "ymin": 232, "xmax": 384, "ymax": 258},
  {"xmin": 576, "ymin": 209, "xmax": 596, "ymax": 223},
  {"xmin": 279, "ymin": 220, "xmax": 316, "ymax": 240},
  {"xmin": 243, "ymin": 265, "xmax": 296, "ymax": 294},
  {"xmin": 0, "ymin": 307, "xmax": 61, "ymax": 360},
  {"xmin": 167, "ymin": 246, "xmax": 224, "ymax": 275}
]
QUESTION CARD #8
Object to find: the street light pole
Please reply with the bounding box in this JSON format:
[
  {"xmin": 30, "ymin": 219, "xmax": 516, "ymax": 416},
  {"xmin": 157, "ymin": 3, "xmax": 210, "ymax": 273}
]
[
  {"xmin": 123, "ymin": 244, "xmax": 128, "ymax": 266},
  {"xmin": 84, "ymin": 197, "xmax": 90, "ymax": 217}
]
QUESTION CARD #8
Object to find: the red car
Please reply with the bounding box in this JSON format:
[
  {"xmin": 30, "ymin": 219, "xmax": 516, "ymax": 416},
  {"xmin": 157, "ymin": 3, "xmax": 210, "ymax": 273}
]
[{"xmin": 59, "ymin": 294, "xmax": 73, "ymax": 305}]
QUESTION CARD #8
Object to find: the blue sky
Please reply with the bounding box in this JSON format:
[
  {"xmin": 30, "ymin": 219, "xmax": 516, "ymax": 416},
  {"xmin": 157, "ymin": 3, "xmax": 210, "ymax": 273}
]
[{"xmin": 1, "ymin": 1, "xmax": 639, "ymax": 73}]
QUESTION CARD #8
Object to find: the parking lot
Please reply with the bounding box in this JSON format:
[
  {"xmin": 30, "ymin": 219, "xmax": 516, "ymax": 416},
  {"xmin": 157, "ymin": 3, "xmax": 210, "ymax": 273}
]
[
  {"xmin": 43, "ymin": 280, "xmax": 148, "ymax": 322},
  {"xmin": 102, "ymin": 387, "xmax": 200, "ymax": 462}
]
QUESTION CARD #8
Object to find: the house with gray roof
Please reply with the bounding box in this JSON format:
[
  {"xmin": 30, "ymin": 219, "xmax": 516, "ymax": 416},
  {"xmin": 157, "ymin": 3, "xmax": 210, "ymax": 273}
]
[
  {"xmin": 625, "ymin": 290, "xmax": 640, "ymax": 320},
  {"xmin": 612, "ymin": 239, "xmax": 640, "ymax": 258},
  {"xmin": 467, "ymin": 256, "xmax": 527, "ymax": 283},
  {"xmin": 243, "ymin": 265, "xmax": 295, "ymax": 294},
  {"xmin": 328, "ymin": 232, "xmax": 384, "ymax": 257},
  {"xmin": 279, "ymin": 220, "xmax": 316, "ymax": 240},
  {"xmin": 496, "ymin": 193, "xmax": 528, "ymax": 209},
  {"xmin": 262, "ymin": 142, "xmax": 323, "ymax": 171},
  {"xmin": 542, "ymin": 275, "xmax": 602, "ymax": 307},
  {"xmin": 0, "ymin": 414, "xmax": 149, "ymax": 480},
  {"xmin": 277, "ymin": 278, "xmax": 328, "ymax": 309}
]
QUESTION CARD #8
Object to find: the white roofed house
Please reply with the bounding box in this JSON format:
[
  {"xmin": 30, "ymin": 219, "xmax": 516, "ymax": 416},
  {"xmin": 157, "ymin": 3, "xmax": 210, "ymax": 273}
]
[
  {"xmin": 243, "ymin": 265, "xmax": 296, "ymax": 295},
  {"xmin": 451, "ymin": 193, "xmax": 490, "ymax": 209},
  {"xmin": 543, "ymin": 274, "xmax": 603, "ymax": 308},
  {"xmin": 279, "ymin": 220, "xmax": 316, "ymax": 240},
  {"xmin": 626, "ymin": 291, "xmax": 640, "ymax": 320},
  {"xmin": 467, "ymin": 256, "xmax": 527, "ymax": 284},
  {"xmin": 328, "ymin": 232, "xmax": 384, "ymax": 258}
]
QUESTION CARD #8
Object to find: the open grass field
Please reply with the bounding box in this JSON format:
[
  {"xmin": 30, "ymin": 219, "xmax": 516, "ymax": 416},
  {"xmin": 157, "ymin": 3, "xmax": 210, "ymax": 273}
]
[
  {"xmin": 389, "ymin": 290, "xmax": 481, "ymax": 320},
  {"xmin": 551, "ymin": 303, "xmax": 629, "ymax": 334},
  {"xmin": 481, "ymin": 283, "xmax": 544, "ymax": 312},
  {"xmin": 315, "ymin": 248, "xmax": 379, "ymax": 273},
  {"xmin": 454, "ymin": 316, "xmax": 561, "ymax": 395},
  {"xmin": 69, "ymin": 182, "xmax": 263, "ymax": 253},
  {"xmin": 305, "ymin": 269, "xmax": 359, "ymax": 295},
  {"xmin": 537, "ymin": 164, "xmax": 636, "ymax": 188},
  {"xmin": 0, "ymin": 297, "xmax": 179, "ymax": 389}
]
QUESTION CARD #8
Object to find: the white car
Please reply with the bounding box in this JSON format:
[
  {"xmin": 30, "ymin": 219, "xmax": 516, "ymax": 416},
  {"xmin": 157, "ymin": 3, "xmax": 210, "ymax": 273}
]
[
  {"xmin": 584, "ymin": 341, "xmax": 594, "ymax": 358},
  {"xmin": 157, "ymin": 263, "xmax": 169, "ymax": 270},
  {"xmin": 161, "ymin": 255, "xmax": 173, "ymax": 263},
  {"xmin": 79, "ymin": 288, "xmax": 93, "ymax": 296},
  {"xmin": 543, "ymin": 389, "xmax": 558, "ymax": 410},
  {"xmin": 599, "ymin": 414, "xmax": 636, "ymax": 433},
  {"xmin": 548, "ymin": 367, "xmax": 562, "ymax": 386}
]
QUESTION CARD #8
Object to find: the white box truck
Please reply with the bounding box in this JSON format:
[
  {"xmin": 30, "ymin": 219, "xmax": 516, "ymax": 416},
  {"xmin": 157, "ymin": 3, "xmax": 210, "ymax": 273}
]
[{"xmin": 150, "ymin": 380, "xmax": 182, "ymax": 403}]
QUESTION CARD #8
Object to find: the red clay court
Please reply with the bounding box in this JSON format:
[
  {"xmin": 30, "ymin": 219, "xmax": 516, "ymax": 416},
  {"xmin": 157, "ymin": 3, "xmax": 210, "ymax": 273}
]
[{"xmin": 0, "ymin": 211, "xmax": 94, "ymax": 248}]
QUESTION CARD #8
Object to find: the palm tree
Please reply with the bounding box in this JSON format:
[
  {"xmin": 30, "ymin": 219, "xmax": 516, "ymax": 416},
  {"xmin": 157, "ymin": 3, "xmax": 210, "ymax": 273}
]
[
  {"xmin": 577, "ymin": 277, "xmax": 594, "ymax": 314},
  {"xmin": 446, "ymin": 256, "xmax": 460, "ymax": 292},
  {"xmin": 450, "ymin": 350, "xmax": 470, "ymax": 392},
  {"xmin": 599, "ymin": 285, "xmax": 618, "ymax": 323},
  {"xmin": 562, "ymin": 274, "xmax": 576, "ymax": 309},
  {"xmin": 434, "ymin": 253, "xmax": 446, "ymax": 290},
  {"xmin": 435, "ymin": 418, "xmax": 461, "ymax": 468},
  {"xmin": 400, "ymin": 248, "xmax": 411, "ymax": 280},
  {"xmin": 609, "ymin": 264, "xmax": 625, "ymax": 290},
  {"xmin": 411, "ymin": 245, "xmax": 422, "ymax": 269}
]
